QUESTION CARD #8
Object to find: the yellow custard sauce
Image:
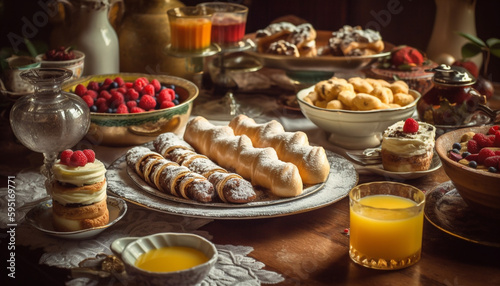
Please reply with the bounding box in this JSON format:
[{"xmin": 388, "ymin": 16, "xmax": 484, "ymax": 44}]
[{"xmin": 135, "ymin": 246, "xmax": 209, "ymax": 272}]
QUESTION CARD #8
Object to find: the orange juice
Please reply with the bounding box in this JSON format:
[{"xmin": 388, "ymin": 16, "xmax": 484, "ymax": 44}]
[
  {"xmin": 135, "ymin": 246, "xmax": 209, "ymax": 272},
  {"xmin": 170, "ymin": 18, "xmax": 212, "ymax": 51},
  {"xmin": 350, "ymin": 194, "xmax": 423, "ymax": 264}
]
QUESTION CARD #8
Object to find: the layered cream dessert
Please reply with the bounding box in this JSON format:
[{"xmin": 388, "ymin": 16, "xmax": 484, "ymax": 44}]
[
  {"xmin": 50, "ymin": 149, "xmax": 109, "ymax": 232},
  {"xmin": 381, "ymin": 119, "xmax": 436, "ymax": 172}
]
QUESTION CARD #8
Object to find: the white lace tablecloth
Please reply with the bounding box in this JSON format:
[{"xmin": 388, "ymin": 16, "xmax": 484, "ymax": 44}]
[{"xmin": 0, "ymin": 170, "xmax": 284, "ymax": 285}]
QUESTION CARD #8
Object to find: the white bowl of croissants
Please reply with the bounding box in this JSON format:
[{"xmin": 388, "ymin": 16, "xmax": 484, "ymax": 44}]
[{"xmin": 297, "ymin": 76, "xmax": 421, "ymax": 150}]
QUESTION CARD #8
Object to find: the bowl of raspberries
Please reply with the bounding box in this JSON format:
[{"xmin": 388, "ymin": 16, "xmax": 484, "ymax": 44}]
[
  {"xmin": 436, "ymin": 125, "xmax": 500, "ymax": 219},
  {"xmin": 63, "ymin": 73, "xmax": 199, "ymax": 146},
  {"xmin": 36, "ymin": 47, "xmax": 85, "ymax": 79}
]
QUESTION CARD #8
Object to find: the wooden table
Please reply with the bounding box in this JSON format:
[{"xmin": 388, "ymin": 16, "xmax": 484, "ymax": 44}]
[{"xmin": 2, "ymin": 86, "xmax": 500, "ymax": 286}]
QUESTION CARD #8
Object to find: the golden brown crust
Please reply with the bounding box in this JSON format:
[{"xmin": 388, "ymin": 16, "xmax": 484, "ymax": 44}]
[
  {"xmin": 381, "ymin": 149, "xmax": 433, "ymax": 172},
  {"xmin": 52, "ymin": 208, "xmax": 109, "ymax": 232},
  {"xmin": 52, "ymin": 197, "xmax": 108, "ymax": 220}
]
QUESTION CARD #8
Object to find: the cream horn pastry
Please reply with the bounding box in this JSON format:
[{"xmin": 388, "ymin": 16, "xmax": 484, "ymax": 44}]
[
  {"xmin": 184, "ymin": 116, "xmax": 303, "ymax": 197},
  {"xmin": 126, "ymin": 147, "xmax": 215, "ymax": 203},
  {"xmin": 229, "ymin": 114, "xmax": 330, "ymax": 185},
  {"xmin": 153, "ymin": 133, "xmax": 257, "ymax": 203}
]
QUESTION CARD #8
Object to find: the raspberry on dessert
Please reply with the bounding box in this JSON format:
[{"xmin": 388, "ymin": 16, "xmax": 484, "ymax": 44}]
[
  {"xmin": 467, "ymin": 139, "xmax": 480, "ymax": 154},
  {"xmin": 402, "ymin": 118, "xmax": 419, "ymax": 133},
  {"xmin": 83, "ymin": 149, "xmax": 96, "ymax": 163},
  {"xmin": 391, "ymin": 46, "xmax": 424, "ymax": 67},
  {"xmin": 60, "ymin": 149, "xmax": 73, "ymax": 165},
  {"xmin": 477, "ymin": 148, "xmax": 496, "ymax": 164},
  {"xmin": 74, "ymin": 84, "xmax": 87, "ymax": 97},
  {"xmin": 139, "ymin": 95, "xmax": 156, "ymax": 110},
  {"xmin": 69, "ymin": 150, "xmax": 88, "ymax": 167}
]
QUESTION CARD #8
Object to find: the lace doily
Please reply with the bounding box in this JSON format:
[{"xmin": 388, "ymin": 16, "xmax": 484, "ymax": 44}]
[{"xmin": 0, "ymin": 169, "xmax": 284, "ymax": 285}]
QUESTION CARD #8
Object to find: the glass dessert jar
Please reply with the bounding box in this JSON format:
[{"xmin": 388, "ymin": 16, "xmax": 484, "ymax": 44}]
[{"xmin": 417, "ymin": 64, "xmax": 487, "ymax": 130}]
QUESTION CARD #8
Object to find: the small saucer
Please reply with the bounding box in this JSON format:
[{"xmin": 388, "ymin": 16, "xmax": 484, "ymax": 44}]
[
  {"xmin": 25, "ymin": 196, "xmax": 127, "ymax": 240},
  {"xmin": 364, "ymin": 151, "xmax": 442, "ymax": 180},
  {"xmin": 424, "ymin": 181, "xmax": 500, "ymax": 247},
  {"xmin": 164, "ymin": 44, "xmax": 221, "ymax": 58}
]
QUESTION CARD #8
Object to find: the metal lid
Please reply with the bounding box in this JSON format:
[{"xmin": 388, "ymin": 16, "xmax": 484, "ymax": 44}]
[{"xmin": 426, "ymin": 64, "xmax": 476, "ymax": 86}]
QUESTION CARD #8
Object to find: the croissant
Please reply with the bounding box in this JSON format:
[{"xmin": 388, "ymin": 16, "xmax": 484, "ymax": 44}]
[
  {"xmin": 153, "ymin": 133, "xmax": 257, "ymax": 203},
  {"xmin": 126, "ymin": 147, "xmax": 215, "ymax": 203},
  {"xmin": 184, "ymin": 116, "xmax": 303, "ymax": 197},
  {"xmin": 229, "ymin": 114, "xmax": 330, "ymax": 184}
]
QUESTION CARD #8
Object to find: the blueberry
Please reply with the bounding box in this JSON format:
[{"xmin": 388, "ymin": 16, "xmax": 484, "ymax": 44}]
[
  {"xmin": 451, "ymin": 148, "xmax": 460, "ymax": 154},
  {"xmin": 160, "ymin": 85, "xmax": 167, "ymax": 90},
  {"xmin": 462, "ymin": 151, "xmax": 471, "ymax": 158},
  {"xmin": 90, "ymin": 105, "xmax": 98, "ymax": 112},
  {"xmin": 452, "ymin": 142, "xmax": 462, "ymax": 150},
  {"xmin": 175, "ymin": 93, "xmax": 180, "ymax": 100},
  {"xmin": 488, "ymin": 167, "xmax": 498, "ymax": 173},
  {"xmin": 468, "ymin": 161, "xmax": 478, "ymax": 168},
  {"xmin": 110, "ymin": 82, "xmax": 119, "ymax": 89},
  {"xmin": 173, "ymin": 99, "xmax": 179, "ymax": 105},
  {"xmin": 168, "ymin": 84, "xmax": 176, "ymax": 90}
]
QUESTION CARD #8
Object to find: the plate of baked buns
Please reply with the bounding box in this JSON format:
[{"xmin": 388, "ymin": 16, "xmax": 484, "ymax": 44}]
[{"xmin": 245, "ymin": 24, "xmax": 392, "ymax": 71}]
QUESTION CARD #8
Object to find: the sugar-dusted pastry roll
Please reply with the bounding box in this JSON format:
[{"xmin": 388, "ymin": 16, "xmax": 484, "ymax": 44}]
[
  {"xmin": 184, "ymin": 116, "xmax": 303, "ymax": 197},
  {"xmin": 228, "ymin": 114, "xmax": 330, "ymax": 185}
]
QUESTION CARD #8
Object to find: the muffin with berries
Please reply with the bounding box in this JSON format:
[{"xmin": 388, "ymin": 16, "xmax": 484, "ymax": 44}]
[
  {"xmin": 50, "ymin": 149, "xmax": 109, "ymax": 232},
  {"xmin": 366, "ymin": 45, "xmax": 437, "ymax": 95}
]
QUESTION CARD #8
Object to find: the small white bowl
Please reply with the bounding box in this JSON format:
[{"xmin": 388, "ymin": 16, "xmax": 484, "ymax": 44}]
[
  {"xmin": 297, "ymin": 86, "xmax": 420, "ymax": 149},
  {"xmin": 36, "ymin": 50, "xmax": 85, "ymax": 79},
  {"xmin": 111, "ymin": 232, "xmax": 218, "ymax": 286}
]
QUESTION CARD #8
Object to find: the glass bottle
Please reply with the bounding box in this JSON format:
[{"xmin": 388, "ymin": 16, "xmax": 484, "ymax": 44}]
[{"xmin": 9, "ymin": 68, "xmax": 91, "ymax": 187}]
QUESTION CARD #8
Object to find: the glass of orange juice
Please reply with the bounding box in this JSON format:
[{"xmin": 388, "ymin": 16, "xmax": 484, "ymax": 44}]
[
  {"xmin": 167, "ymin": 6, "xmax": 214, "ymax": 52},
  {"xmin": 197, "ymin": 2, "xmax": 248, "ymax": 47},
  {"xmin": 349, "ymin": 181, "xmax": 425, "ymax": 270}
]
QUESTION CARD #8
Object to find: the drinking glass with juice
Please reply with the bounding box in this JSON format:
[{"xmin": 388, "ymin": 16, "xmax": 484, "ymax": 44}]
[
  {"xmin": 167, "ymin": 6, "xmax": 213, "ymax": 52},
  {"xmin": 349, "ymin": 182, "xmax": 425, "ymax": 270},
  {"xmin": 197, "ymin": 3, "xmax": 248, "ymax": 46}
]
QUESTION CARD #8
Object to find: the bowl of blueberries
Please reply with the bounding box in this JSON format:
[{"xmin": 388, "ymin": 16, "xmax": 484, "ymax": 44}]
[{"xmin": 63, "ymin": 73, "xmax": 199, "ymax": 146}]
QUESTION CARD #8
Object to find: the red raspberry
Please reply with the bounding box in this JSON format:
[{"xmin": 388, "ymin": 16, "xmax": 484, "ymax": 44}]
[
  {"xmin": 142, "ymin": 84, "xmax": 155, "ymax": 96},
  {"xmin": 95, "ymin": 97, "xmax": 107, "ymax": 106},
  {"xmin": 391, "ymin": 46, "xmax": 424, "ymax": 67},
  {"xmin": 158, "ymin": 88, "xmax": 175, "ymax": 103},
  {"xmin": 114, "ymin": 77, "xmax": 125, "ymax": 86},
  {"xmin": 130, "ymin": 107, "xmax": 145, "ymax": 113},
  {"xmin": 493, "ymin": 130, "xmax": 500, "ymax": 147},
  {"xmin": 473, "ymin": 133, "xmax": 493, "ymax": 148},
  {"xmin": 467, "ymin": 139, "xmax": 480, "ymax": 154},
  {"xmin": 488, "ymin": 125, "xmax": 499, "ymax": 135},
  {"xmin": 126, "ymin": 89, "xmax": 140, "ymax": 101},
  {"xmin": 403, "ymin": 118, "xmax": 419, "ymax": 133},
  {"xmin": 477, "ymin": 148, "xmax": 495, "ymax": 164},
  {"xmin": 495, "ymin": 150, "xmax": 500, "ymax": 156},
  {"xmin": 103, "ymin": 78, "xmax": 113, "ymax": 86},
  {"xmin": 110, "ymin": 90, "xmax": 125, "ymax": 107},
  {"xmin": 139, "ymin": 94, "xmax": 156, "ymax": 110},
  {"xmin": 81, "ymin": 95, "xmax": 94, "ymax": 107},
  {"xmin": 151, "ymin": 79, "xmax": 161, "ymax": 92},
  {"xmin": 125, "ymin": 82, "xmax": 134, "ymax": 89},
  {"xmin": 117, "ymin": 87, "xmax": 127, "ymax": 94},
  {"xmin": 87, "ymin": 81, "xmax": 100, "ymax": 91},
  {"xmin": 74, "ymin": 84, "xmax": 87, "ymax": 97},
  {"xmin": 82, "ymin": 149, "xmax": 95, "ymax": 163},
  {"xmin": 160, "ymin": 100, "xmax": 175, "ymax": 109},
  {"xmin": 97, "ymin": 100, "xmax": 109, "ymax": 112},
  {"xmin": 99, "ymin": 90, "xmax": 112, "ymax": 101},
  {"xmin": 69, "ymin": 150, "xmax": 88, "ymax": 167},
  {"xmin": 484, "ymin": 155, "xmax": 500, "ymax": 168},
  {"xmin": 60, "ymin": 149, "xmax": 73, "ymax": 165},
  {"xmin": 116, "ymin": 103, "xmax": 129, "ymax": 114},
  {"xmin": 85, "ymin": 90, "xmax": 98, "ymax": 99},
  {"xmin": 134, "ymin": 77, "xmax": 148, "ymax": 92},
  {"xmin": 126, "ymin": 100, "xmax": 137, "ymax": 109},
  {"xmin": 465, "ymin": 153, "xmax": 478, "ymax": 162}
]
